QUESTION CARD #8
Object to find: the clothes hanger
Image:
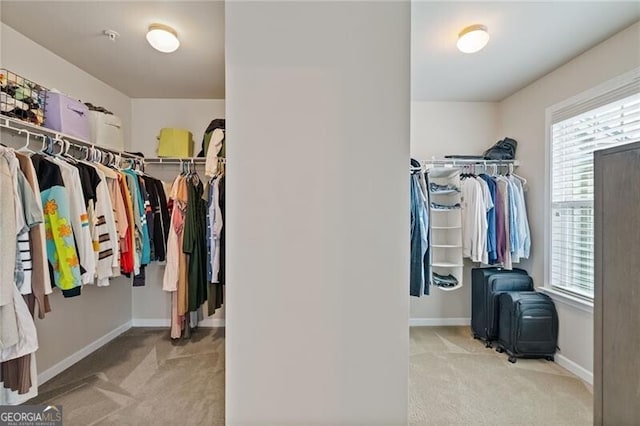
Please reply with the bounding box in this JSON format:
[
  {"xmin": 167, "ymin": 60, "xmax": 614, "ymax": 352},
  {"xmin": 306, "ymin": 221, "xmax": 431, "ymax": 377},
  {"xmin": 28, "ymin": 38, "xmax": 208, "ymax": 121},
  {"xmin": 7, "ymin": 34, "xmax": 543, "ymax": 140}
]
[
  {"xmin": 509, "ymin": 164, "xmax": 527, "ymax": 186},
  {"xmin": 61, "ymin": 139, "xmax": 78, "ymax": 163},
  {"xmin": 17, "ymin": 130, "xmax": 36, "ymax": 154},
  {"xmin": 41, "ymin": 136, "xmax": 55, "ymax": 156}
]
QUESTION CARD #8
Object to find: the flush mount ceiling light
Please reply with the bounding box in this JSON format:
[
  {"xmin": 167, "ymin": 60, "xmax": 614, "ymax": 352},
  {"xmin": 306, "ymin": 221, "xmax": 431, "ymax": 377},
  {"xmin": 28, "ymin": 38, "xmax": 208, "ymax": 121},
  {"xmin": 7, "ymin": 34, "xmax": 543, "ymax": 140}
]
[
  {"xmin": 456, "ymin": 24, "xmax": 489, "ymax": 54},
  {"xmin": 146, "ymin": 23, "xmax": 180, "ymax": 53}
]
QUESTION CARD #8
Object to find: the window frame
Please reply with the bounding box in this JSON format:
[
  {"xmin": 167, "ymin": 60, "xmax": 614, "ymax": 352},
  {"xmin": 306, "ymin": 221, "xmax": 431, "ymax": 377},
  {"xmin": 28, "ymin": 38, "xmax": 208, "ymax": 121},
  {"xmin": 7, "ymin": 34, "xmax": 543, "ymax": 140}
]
[{"xmin": 544, "ymin": 67, "xmax": 640, "ymax": 305}]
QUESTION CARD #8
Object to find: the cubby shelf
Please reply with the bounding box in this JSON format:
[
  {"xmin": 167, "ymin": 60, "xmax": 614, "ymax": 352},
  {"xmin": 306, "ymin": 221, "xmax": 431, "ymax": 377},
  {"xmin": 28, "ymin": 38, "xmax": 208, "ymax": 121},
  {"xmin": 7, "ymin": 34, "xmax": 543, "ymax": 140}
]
[{"xmin": 427, "ymin": 167, "xmax": 464, "ymax": 292}]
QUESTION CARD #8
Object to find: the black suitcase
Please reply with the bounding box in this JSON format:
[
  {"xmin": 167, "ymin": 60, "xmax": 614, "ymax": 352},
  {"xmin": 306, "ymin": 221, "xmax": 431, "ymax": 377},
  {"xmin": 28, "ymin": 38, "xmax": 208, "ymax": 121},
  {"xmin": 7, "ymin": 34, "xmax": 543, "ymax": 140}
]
[
  {"xmin": 471, "ymin": 267, "xmax": 532, "ymax": 346},
  {"xmin": 496, "ymin": 291, "xmax": 558, "ymax": 363}
]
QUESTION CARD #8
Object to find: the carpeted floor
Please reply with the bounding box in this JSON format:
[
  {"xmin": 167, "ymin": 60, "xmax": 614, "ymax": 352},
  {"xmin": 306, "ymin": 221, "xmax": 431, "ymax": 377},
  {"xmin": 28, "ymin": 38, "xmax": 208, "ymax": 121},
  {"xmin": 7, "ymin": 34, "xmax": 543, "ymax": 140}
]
[
  {"xmin": 29, "ymin": 326, "xmax": 592, "ymax": 425},
  {"xmin": 29, "ymin": 327, "xmax": 225, "ymax": 425},
  {"xmin": 409, "ymin": 326, "xmax": 592, "ymax": 425}
]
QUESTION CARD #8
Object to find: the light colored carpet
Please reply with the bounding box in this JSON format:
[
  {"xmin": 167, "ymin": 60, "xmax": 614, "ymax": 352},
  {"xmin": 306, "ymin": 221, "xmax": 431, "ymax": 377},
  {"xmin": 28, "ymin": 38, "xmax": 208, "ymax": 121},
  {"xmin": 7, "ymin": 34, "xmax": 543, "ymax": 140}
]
[
  {"xmin": 29, "ymin": 327, "xmax": 225, "ymax": 426},
  {"xmin": 409, "ymin": 326, "xmax": 592, "ymax": 425},
  {"xmin": 29, "ymin": 326, "xmax": 592, "ymax": 425}
]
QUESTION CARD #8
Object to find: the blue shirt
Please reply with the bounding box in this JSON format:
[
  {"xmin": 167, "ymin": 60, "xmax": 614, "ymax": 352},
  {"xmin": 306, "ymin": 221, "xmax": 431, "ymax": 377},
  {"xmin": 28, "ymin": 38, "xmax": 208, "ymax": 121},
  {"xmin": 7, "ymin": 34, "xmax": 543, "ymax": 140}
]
[{"xmin": 479, "ymin": 174, "xmax": 497, "ymax": 264}]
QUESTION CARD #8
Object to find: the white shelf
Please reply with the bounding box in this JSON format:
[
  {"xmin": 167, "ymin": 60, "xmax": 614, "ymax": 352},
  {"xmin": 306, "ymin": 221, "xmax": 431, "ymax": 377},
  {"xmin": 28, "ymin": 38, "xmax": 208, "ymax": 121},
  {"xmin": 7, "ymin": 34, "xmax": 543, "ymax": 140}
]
[
  {"xmin": 426, "ymin": 165, "xmax": 463, "ymax": 292},
  {"xmin": 435, "ymin": 283, "xmax": 464, "ymax": 292},
  {"xmin": 429, "ymin": 190, "xmax": 459, "ymax": 195},
  {"xmin": 0, "ymin": 115, "xmax": 140, "ymax": 159},
  {"xmin": 431, "ymin": 262, "xmax": 463, "ymax": 268},
  {"xmin": 428, "ymin": 168, "xmax": 461, "ymax": 179}
]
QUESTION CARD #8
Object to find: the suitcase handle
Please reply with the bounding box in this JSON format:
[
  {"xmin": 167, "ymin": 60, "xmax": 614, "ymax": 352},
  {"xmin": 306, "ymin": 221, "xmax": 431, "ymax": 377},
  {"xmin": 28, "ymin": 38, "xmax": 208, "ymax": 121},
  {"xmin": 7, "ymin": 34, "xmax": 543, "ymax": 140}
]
[{"xmin": 105, "ymin": 122, "xmax": 121, "ymax": 129}]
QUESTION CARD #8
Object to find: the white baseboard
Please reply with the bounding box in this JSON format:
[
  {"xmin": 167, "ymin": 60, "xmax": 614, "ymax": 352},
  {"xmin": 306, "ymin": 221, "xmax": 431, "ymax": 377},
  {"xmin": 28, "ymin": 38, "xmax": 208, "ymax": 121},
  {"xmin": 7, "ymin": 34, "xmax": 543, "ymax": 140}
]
[
  {"xmin": 409, "ymin": 318, "xmax": 471, "ymax": 327},
  {"xmin": 38, "ymin": 321, "xmax": 132, "ymax": 385},
  {"xmin": 131, "ymin": 318, "xmax": 171, "ymax": 327},
  {"xmin": 131, "ymin": 318, "xmax": 225, "ymax": 327},
  {"xmin": 555, "ymin": 354, "xmax": 593, "ymax": 385},
  {"xmin": 198, "ymin": 318, "xmax": 225, "ymax": 327}
]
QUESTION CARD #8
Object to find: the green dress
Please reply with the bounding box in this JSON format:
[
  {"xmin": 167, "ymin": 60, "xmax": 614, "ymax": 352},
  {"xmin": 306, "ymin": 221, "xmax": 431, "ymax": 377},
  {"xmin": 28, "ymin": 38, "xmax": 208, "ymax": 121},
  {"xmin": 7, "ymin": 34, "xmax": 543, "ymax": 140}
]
[{"xmin": 183, "ymin": 177, "xmax": 208, "ymax": 312}]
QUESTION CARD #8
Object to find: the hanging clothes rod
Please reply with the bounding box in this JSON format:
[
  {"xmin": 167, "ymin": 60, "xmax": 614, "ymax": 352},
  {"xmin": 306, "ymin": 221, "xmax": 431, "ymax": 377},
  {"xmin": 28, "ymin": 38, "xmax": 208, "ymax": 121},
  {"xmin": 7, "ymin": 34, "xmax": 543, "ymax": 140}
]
[
  {"xmin": 422, "ymin": 158, "xmax": 519, "ymax": 167},
  {"xmin": 0, "ymin": 115, "xmax": 143, "ymax": 160},
  {"xmin": 144, "ymin": 157, "xmax": 226, "ymax": 164}
]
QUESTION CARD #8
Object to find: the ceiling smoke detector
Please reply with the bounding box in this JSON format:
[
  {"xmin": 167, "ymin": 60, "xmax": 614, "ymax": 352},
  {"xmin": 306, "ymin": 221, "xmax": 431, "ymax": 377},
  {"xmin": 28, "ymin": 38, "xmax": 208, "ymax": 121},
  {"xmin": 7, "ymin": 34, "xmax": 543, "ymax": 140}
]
[{"xmin": 103, "ymin": 29, "xmax": 120, "ymax": 41}]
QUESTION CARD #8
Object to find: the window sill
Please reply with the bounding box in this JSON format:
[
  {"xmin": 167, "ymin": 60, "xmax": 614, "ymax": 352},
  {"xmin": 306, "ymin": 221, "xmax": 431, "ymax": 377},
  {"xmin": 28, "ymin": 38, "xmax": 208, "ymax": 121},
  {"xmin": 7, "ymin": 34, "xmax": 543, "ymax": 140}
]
[{"xmin": 539, "ymin": 287, "xmax": 594, "ymax": 314}]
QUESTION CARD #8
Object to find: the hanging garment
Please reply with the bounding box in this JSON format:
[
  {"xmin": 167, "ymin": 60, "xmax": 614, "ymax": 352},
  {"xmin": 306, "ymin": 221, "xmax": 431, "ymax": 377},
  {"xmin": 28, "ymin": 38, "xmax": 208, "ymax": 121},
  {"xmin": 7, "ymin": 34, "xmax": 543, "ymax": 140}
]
[
  {"xmin": 0, "ymin": 157, "xmax": 19, "ymax": 350},
  {"xmin": 30, "ymin": 155, "xmax": 82, "ymax": 292},
  {"xmin": 205, "ymin": 129, "xmax": 225, "ymax": 178},
  {"xmin": 210, "ymin": 177, "xmax": 223, "ymax": 284},
  {"xmin": 123, "ymin": 172, "xmax": 141, "ymax": 273},
  {"xmin": 73, "ymin": 162, "xmax": 102, "ymax": 258},
  {"xmin": 509, "ymin": 176, "xmax": 531, "ymax": 259},
  {"xmin": 0, "ymin": 283, "xmax": 39, "ymax": 406},
  {"xmin": 0, "ymin": 285, "xmax": 38, "ymax": 364},
  {"xmin": 92, "ymin": 167, "xmax": 117, "ymax": 286},
  {"xmin": 418, "ymin": 172, "xmax": 430, "ymax": 294},
  {"xmin": 15, "ymin": 169, "xmax": 44, "ymax": 293},
  {"xmin": 0, "ymin": 294, "xmax": 39, "ymax": 404},
  {"xmin": 207, "ymin": 177, "xmax": 224, "ymax": 314},
  {"xmin": 495, "ymin": 177, "xmax": 512, "ymax": 270},
  {"xmin": 478, "ymin": 174, "xmax": 498, "ymax": 264},
  {"xmin": 15, "ymin": 153, "xmax": 52, "ymax": 319},
  {"xmin": 217, "ymin": 175, "xmax": 226, "ymax": 286},
  {"xmin": 163, "ymin": 175, "xmax": 188, "ymax": 338},
  {"xmin": 0, "ymin": 354, "xmax": 37, "ymax": 404},
  {"xmin": 475, "ymin": 176, "xmax": 493, "ymax": 264},
  {"xmin": 117, "ymin": 172, "xmax": 135, "ymax": 275},
  {"xmin": 506, "ymin": 179, "xmax": 520, "ymax": 263},
  {"xmin": 142, "ymin": 176, "xmax": 170, "ymax": 262},
  {"xmin": 93, "ymin": 163, "xmax": 125, "ymax": 277},
  {"xmin": 184, "ymin": 178, "xmax": 208, "ymax": 311},
  {"xmin": 410, "ymin": 174, "xmax": 429, "ymax": 297},
  {"xmin": 461, "ymin": 176, "xmax": 489, "ymax": 263},
  {"xmin": 139, "ymin": 178, "xmax": 155, "ymax": 264},
  {"xmin": 50, "ymin": 157, "xmax": 95, "ymax": 285}
]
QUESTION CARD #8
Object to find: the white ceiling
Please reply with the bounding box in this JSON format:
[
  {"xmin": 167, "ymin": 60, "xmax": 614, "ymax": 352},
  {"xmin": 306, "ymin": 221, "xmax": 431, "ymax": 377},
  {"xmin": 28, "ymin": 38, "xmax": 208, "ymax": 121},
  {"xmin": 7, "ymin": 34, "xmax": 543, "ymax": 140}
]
[
  {"xmin": 412, "ymin": 2, "xmax": 640, "ymax": 101},
  {"xmin": 0, "ymin": 1, "xmax": 225, "ymax": 99},
  {"xmin": 1, "ymin": 2, "xmax": 638, "ymax": 102}
]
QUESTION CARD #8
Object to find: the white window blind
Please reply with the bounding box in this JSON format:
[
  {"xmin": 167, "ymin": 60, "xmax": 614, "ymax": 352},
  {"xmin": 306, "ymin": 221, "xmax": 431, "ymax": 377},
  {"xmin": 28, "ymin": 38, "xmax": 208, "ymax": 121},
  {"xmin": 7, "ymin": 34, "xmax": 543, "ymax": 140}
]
[{"xmin": 551, "ymin": 91, "xmax": 640, "ymax": 299}]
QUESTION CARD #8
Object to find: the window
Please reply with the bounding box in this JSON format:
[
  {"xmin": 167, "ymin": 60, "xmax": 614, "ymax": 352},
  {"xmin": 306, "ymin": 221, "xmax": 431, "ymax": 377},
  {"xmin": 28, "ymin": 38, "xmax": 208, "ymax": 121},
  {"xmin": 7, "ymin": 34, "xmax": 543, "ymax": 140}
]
[{"xmin": 549, "ymin": 78, "xmax": 640, "ymax": 299}]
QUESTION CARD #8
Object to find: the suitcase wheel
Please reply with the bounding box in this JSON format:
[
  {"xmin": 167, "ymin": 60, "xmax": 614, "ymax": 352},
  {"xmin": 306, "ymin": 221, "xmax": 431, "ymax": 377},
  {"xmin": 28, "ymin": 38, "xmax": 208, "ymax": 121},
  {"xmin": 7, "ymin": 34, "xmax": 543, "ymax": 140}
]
[
  {"xmin": 495, "ymin": 347, "xmax": 504, "ymax": 353},
  {"xmin": 545, "ymin": 356, "xmax": 554, "ymax": 362},
  {"xmin": 485, "ymin": 341, "xmax": 492, "ymax": 348},
  {"xmin": 473, "ymin": 334, "xmax": 479, "ymax": 340},
  {"xmin": 508, "ymin": 356, "xmax": 517, "ymax": 364}
]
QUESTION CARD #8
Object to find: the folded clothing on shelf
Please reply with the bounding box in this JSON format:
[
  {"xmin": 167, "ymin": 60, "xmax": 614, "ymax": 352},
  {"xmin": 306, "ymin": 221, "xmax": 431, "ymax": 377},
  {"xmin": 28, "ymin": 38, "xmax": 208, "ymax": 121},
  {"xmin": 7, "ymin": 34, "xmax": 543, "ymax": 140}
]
[
  {"xmin": 432, "ymin": 272, "xmax": 459, "ymax": 288},
  {"xmin": 429, "ymin": 182, "xmax": 460, "ymax": 193},
  {"xmin": 430, "ymin": 202, "xmax": 461, "ymax": 210},
  {"xmin": 0, "ymin": 70, "xmax": 47, "ymax": 126}
]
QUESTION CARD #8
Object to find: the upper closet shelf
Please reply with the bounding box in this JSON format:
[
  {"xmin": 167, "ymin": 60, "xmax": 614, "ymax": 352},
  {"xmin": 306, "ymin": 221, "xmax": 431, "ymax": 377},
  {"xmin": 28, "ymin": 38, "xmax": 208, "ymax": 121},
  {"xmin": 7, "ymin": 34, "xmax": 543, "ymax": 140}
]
[{"xmin": 0, "ymin": 115, "xmax": 142, "ymax": 160}]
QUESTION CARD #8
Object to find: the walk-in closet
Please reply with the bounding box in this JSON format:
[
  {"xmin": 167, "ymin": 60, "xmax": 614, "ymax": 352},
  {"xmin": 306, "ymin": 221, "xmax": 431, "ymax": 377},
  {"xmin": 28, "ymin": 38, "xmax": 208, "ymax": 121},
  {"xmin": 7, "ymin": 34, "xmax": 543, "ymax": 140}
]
[
  {"xmin": 0, "ymin": 1, "xmax": 226, "ymax": 422},
  {"xmin": 0, "ymin": 1, "xmax": 638, "ymax": 425}
]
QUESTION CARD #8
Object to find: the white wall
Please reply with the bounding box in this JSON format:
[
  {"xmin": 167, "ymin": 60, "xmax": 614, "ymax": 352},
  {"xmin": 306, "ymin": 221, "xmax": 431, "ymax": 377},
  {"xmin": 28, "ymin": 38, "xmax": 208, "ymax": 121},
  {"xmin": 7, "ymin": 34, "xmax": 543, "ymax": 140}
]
[
  {"xmin": 130, "ymin": 98, "xmax": 225, "ymax": 157},
  {"xmin": 130, "ymin": 98, "xmax": 225, "ymax": 324},
  {"xmin": 226, "ymin": 2, "xmax": 410, "ymax": 424},
  {"xmin": 498, "ymin": 21, "xmax": 640, "ymax": 380},
  {"xmin": 0, "ymin": 23, "xmax": 133, "ymax": 374},
  {"xmin": 1, "ymin": 24, "xmax": 132, "ymax": 144},
  {"xmin": 410, "ymin": 101, "xmax": 499, "ymax": 322}
]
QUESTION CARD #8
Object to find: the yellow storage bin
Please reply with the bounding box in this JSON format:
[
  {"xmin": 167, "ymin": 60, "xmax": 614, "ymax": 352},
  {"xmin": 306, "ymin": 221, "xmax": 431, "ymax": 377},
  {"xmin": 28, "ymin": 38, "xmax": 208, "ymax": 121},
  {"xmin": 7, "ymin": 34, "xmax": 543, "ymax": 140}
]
[{"xmin": 157, "ymin": 128, "xmax": 194, "ymax": 157}]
